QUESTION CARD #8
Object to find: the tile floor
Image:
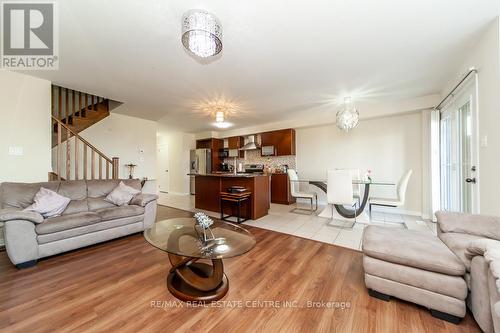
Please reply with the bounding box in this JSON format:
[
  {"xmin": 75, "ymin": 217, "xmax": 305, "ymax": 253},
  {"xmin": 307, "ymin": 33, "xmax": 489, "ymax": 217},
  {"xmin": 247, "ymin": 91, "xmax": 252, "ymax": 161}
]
[{"xmin": 158, "ymin": 193, "xmax": 436, "ymax": 251}]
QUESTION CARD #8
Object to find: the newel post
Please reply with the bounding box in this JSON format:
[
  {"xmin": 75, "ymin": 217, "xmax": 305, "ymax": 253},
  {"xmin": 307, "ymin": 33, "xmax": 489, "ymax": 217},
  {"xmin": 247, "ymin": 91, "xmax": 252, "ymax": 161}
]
[{"xmin": 112, "ymin": 157, "xmax": 119, "ymax": 179}]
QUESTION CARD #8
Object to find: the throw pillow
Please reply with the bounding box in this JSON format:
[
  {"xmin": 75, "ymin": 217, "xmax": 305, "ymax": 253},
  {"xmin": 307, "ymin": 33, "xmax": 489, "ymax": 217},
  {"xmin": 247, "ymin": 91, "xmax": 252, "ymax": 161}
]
[
  {"xmin": 24, "ymin": 187, "xmax": 71, "ymax": 218},
  {"xmin": 105, "ymin": 181, "xmax": 141, "ymax": 206}
]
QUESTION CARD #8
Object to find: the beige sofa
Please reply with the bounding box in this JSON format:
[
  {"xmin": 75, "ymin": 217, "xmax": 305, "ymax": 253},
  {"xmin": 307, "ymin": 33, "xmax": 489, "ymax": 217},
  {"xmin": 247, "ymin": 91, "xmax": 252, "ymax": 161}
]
[
  {"xmin": 0, "ymin": 179, "xmax": 157, "ymax": 268},
  {"xmin": 362, "ymin": 211, "xmax": 500, "ymax": 330},
  {"xmin": 437, "ymin": 211, "xmax": 500, "ymax": 332}
]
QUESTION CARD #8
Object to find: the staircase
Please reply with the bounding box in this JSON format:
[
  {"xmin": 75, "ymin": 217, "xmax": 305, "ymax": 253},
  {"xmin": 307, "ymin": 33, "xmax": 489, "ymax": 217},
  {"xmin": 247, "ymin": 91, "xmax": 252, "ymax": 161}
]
[{"xmin": 51, "ymin": 85, "xmax": 119, "ymax": 181}]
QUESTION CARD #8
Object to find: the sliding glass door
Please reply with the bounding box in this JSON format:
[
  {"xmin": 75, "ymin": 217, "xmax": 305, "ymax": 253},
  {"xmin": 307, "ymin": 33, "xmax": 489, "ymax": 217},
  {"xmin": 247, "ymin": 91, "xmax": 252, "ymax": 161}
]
[{"xmin": 439, "ymin": 80, "xmax": 478, "ymax": 213}]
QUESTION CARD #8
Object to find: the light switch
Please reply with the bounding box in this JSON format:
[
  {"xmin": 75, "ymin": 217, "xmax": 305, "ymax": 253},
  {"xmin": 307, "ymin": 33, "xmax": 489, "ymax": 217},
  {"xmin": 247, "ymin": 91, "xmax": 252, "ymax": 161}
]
[
  {"xmin": 480, "ymin": 136, "xmax": 488, "ymax": 148},
  {"xmin": 8, "ymin": 146, "xmax": 23, "ymax": 156}
]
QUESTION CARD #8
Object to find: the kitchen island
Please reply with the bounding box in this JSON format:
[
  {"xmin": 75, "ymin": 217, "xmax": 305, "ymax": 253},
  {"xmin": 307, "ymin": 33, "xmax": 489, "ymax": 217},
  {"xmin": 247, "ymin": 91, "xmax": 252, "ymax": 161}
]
[{"xmin": 194, "ymin": 173, "xmax": 270, "ymax": 220}]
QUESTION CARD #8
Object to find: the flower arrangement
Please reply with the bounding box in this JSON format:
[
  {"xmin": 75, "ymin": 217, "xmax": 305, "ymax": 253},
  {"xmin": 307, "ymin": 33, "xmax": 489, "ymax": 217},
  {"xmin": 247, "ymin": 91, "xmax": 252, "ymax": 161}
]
[
  {"xmin": 194, "ymin": 212, "xmax": 214, "ymax": 229},
  {"xmin": 194, "ymin": 212, "xmax": 215, "ymax": 244},
  {"xmin": 365, "ymin": 169, "xmax": 372, "ymax": 182}
]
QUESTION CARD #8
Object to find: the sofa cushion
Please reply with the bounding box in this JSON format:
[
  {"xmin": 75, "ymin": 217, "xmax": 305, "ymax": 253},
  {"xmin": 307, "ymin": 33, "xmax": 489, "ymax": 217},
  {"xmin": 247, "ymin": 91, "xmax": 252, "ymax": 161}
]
[
  {"xmin": 88, "ymin": 197, "xmax": 116, "ymax": 211},
  {"xmin": 362, "ymin": 225, "xmax": 465, "ymax": 276},
  {"xmin": 57, "ymin": 180, "xmax": 87, "ymax": 200},
  {"xmin": 63, "ymin": 199, "xmax": 89, "ymax": 215},
  {"xmin": 86, "ymin": 179, "xmax": 141, "ymax": 198},
  {"xmin": 37, "ymin": 215, "xmax": 144, "ymax": 244},
  {"xmin": 95, "ymin": 205, "xmax": 144, "ymax": 221},
  {"xmin": 436, "ymin": 211, "xmax": 500, "ymax": 240},
  {"xmin": 36, "ymin": 212, "xmax": 101, "ymax": 234},
  {"xmin": 105, "ymin": 181, "xmax": 141, "ymax": 206},
  {"xmin": 0, "ymin": 181, "xmax": 60, "ymax": 209},
  {"xmin": 439, "ymin": 233, "xmax": 485, "ymax": 271},
  {"xmin": 24, "ymin": 187, "xmax": 71, "ymax": 218}
]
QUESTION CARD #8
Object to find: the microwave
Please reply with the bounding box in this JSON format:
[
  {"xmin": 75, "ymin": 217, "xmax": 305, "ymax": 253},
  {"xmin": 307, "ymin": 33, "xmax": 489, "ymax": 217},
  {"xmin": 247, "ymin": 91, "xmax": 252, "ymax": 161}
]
[
  {"xmin": 219, "ymin": 149, "xmax": 239, "ymax": 158},
  {"xmin": 219, "ymin": 149, "xmax": 229, "ymax": 158},
  {"xmin": 261, "ymin": 146, "xmax": 275, "ymax": 156}
]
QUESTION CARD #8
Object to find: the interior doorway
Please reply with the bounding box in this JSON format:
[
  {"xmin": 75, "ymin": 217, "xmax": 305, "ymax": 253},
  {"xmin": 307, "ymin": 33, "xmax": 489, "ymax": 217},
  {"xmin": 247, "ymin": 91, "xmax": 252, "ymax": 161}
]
[{"xmin": 157, "ymin": 144, "xmax": 170, "ymax": 193}]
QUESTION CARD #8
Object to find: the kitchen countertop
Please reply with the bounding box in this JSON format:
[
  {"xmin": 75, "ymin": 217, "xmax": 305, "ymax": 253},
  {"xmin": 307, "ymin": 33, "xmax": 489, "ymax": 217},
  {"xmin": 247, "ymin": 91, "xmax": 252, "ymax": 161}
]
[{"xmin": 187, "ymin": 173, "xmax": 269, "ymax": 178}]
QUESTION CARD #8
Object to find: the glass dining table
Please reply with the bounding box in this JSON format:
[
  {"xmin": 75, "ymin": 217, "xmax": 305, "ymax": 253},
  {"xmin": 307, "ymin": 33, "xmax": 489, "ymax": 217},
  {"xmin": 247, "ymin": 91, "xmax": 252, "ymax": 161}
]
[{"xmin": 292, "ymin": 179, "xmax": 395, "ymax": 219}]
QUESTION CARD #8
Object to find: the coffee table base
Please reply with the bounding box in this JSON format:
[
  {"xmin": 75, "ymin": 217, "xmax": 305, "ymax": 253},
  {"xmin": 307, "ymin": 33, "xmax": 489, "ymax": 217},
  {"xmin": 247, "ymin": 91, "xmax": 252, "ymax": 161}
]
[{"xmin": 167, "ymin": 255, "xmax": 229, "ymax": 302}]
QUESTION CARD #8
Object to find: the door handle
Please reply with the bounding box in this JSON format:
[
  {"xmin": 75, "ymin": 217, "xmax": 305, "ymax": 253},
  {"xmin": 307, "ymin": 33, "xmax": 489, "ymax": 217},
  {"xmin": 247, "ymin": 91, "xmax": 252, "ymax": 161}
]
[{"xmin": 465, "ymin": 178, "xmax": 476, "ymax": 184}]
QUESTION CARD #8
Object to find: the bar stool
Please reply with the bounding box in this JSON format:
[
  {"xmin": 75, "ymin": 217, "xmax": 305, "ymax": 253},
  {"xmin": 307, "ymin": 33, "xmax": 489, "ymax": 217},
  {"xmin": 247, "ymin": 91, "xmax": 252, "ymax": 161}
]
[{"xmin": 220, "ymin": 191, "xmax": 251, "ymax": 223}]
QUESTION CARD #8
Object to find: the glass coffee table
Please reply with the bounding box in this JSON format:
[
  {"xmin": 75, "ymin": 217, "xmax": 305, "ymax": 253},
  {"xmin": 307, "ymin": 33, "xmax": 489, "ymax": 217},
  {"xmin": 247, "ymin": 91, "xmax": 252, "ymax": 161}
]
[{"xmin": 144, "ymin": 218, "xmax": 256, "ymax": 302}]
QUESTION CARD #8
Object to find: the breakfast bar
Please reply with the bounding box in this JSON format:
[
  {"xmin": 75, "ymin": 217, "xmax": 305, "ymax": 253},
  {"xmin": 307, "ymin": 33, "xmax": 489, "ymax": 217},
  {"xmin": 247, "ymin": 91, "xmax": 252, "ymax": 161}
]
[{"xmin": 194, "ymin": 174, "xmax": 270, "ymax": 220}]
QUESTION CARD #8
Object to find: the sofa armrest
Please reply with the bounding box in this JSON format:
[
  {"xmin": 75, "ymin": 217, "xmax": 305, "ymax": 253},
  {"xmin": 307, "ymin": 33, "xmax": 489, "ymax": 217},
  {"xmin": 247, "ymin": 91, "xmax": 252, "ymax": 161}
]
[
  {"xmin": 130, "ymin": 193, "xmax": 158, "ymax": 207},
  {"xmin": 435, "ymin": 211, "xmax": 500, "ymax": 240},
  {"xmin": 4, "ymin": 220, "xmax": 38, "ymax": 266},
  {"xmin": 142, "ymin": 200, "xmax": 157, "ymax": 230},
  {"xmin": 0, "ymin": 208, "xmax": 43, "ymax": 224}
]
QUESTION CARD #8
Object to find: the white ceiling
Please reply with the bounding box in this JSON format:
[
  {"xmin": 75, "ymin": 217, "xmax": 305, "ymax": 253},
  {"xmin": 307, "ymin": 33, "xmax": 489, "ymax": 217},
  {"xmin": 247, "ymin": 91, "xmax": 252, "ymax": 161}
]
[{"xmin": 25, "ymin": 0, "xmax": 500, "ymax": 133}]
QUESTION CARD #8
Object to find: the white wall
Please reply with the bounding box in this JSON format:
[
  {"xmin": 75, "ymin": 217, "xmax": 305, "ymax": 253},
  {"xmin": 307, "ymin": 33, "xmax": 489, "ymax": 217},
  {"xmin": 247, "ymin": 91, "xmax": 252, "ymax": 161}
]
[
  {"xmin": 296, "ymin": 112, "xmax": 424, "ymax": 215},
  {"xmin": 52, "ymin": 113, "xmax": 158, "ymax": 180},
  {"xmin": 444, "ymin": 18, "xmax": 500, "ymax": 215},
  {"xmin": 157, "ymin": 125, "xmax": 195, "ymax": 195},
  {"xmin": 0, "ymin": 71, "xmax": 51, "ymax": 183}
]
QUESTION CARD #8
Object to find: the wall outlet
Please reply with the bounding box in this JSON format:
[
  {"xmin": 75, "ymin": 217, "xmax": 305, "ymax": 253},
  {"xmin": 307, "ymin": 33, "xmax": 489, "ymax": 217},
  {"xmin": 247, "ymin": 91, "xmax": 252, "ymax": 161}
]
[{"xmin": 8, "ymin": 146, "xmax": 23, "ymax": 156}]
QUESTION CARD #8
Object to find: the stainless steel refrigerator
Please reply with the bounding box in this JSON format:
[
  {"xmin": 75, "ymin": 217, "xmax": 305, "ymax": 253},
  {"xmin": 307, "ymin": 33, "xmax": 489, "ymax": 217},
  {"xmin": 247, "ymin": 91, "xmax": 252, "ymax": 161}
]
[{"xmin": 189, "ymin": 149, "xmax": 212, "ymax": 194}]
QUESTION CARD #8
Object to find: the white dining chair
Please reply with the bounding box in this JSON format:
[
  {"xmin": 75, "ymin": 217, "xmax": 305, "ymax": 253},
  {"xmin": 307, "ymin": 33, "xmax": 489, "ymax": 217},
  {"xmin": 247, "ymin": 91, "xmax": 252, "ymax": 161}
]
[
  {"xmin": 287, "ymin": 169, "xmax": 318, "ymax": 214},
  {"xmin": 369, "ymin": 169, "xmax": 413, "ymax": 216},
  {"xmin": 336, "ymin": 168, "xmax": 361, "ymax": 203},
  {"xmin": 327, "ymin": 169, "xmax": 359, "ymax": 227}
]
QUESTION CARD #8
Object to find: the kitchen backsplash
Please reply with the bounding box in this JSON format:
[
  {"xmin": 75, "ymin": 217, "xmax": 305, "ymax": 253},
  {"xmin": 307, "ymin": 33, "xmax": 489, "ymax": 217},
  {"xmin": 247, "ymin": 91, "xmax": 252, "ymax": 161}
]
[{"xmin": 224, "ymin": 150, "xmax": 296, "ymax": 170}]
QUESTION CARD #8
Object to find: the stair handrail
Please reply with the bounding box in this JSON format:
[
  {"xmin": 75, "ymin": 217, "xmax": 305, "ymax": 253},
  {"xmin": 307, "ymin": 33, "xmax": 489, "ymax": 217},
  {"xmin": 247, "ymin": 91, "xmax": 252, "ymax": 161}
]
[
  {"xmin": 52, "ymin": 115, "xmax": 119, "ymax": 180},
  {"xmin": 53, "ymin": 116, "xmax": 112, "ymax": 163}
]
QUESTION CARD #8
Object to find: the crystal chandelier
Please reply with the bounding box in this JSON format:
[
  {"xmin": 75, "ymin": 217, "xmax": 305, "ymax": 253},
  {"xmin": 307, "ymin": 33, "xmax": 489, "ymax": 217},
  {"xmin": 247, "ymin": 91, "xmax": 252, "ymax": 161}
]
[
  {"xmin": 336, "ymin": 97, "xmax": 359, "ymax": 132},
  {"xmin": 182, "ymin": 10, "xmax": 222, "ymax": 58}
]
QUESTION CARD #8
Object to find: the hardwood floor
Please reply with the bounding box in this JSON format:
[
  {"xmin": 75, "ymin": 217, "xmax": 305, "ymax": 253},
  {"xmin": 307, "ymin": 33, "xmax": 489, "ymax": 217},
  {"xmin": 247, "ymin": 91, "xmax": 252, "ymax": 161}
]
[{"xmin": 0, "ymin": 205, "xmax": 480, "ymax": 332}]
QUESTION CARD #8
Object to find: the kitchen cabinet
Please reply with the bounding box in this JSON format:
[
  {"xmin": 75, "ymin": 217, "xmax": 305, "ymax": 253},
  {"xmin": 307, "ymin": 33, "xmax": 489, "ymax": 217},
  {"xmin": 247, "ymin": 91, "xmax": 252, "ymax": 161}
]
[
  {"xmin": 227, "ymin": 136, "xmax": 244, "ymax": 149},
  {"xmin": 227, "ymin": 136, "xmax": 245, "ymax": 158},
  {"xmin": 260, "ymin": 129, "xmax": 296, "ymax": 156},
  {"xmin": 271, "ymin": 173, "xmax": 295, "ymax": 205},
  {"xmin": 196, "ymin": 138, "xmax": 224, "ymax": 171},
  {"xmin": 194, "ymin": 174, "xmax": 271, "ymax": 220}
]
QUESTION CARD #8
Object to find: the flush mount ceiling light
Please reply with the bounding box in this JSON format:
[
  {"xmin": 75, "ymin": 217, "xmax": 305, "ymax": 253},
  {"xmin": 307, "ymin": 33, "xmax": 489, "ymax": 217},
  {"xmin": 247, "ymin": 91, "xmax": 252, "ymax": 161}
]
[
  {"xmin": 336, "ymin": 97, "xmax": 359, "ymax": 132},
  {"xmin": 212, "ymin": 105, "xmax": 231, "ymax": 128},
  {"xmin": 215, "ymin": 110, "xmax": 225, "ymax": 123},
  {"xmin": 182, "ymin": 10, "xmax": 222, "ymax": 58}
]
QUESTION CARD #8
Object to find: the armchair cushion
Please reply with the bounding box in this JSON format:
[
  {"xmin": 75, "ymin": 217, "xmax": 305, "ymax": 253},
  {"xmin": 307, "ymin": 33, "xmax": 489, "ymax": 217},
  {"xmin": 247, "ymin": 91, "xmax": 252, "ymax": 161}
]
[
  {"xmin": 0, "ymin": 208, "xmax": 44, "ymax": 224},
  {"xmin": 130, "ymin": 193, "xmax": 158, "ymax": 207},
  {"xmin": 436, "ymin": 211, "xmax": 500, "ymax": 240}
]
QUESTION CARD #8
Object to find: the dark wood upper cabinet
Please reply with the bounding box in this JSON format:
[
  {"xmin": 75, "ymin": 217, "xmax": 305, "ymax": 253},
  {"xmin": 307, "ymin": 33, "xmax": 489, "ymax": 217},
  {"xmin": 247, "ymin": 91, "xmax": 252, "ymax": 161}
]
[
  {"xmin": 227, "ymin": 136, "xmax": 244, "ymax": 149},
  {"xmin": 260, "ymin": 129, "xmax": 295, "ymax": 156},
  {"xmin": 196, "ymin": 138, "xmax": 224, "ymax": 171}
]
